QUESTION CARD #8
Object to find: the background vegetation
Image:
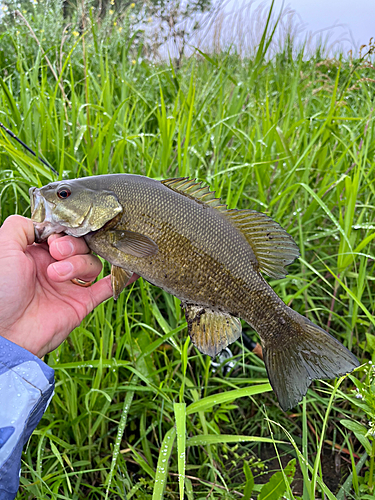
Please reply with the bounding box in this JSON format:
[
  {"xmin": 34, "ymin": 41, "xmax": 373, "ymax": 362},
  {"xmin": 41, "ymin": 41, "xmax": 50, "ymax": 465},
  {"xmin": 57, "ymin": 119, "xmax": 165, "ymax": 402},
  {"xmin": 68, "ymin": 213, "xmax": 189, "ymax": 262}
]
[{"xmin": 0, "ymin": 0, "xmax": 375, "ymax": 498}]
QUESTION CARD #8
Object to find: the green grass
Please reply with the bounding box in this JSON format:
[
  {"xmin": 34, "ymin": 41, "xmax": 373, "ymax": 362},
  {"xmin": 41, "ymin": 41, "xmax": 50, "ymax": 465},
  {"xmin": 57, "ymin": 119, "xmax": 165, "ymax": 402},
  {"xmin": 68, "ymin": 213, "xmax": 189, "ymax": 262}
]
[{"xmin": 1, "ymin": 3, "xmax": 375, "ymax": 498}]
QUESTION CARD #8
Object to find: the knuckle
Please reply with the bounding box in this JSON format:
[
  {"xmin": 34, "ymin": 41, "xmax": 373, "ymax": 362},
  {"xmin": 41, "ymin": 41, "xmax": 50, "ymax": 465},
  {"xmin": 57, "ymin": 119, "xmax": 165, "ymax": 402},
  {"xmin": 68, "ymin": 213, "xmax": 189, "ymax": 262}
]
[
  {"xmin": 4, "ymin": 214, "xmax": 26, "ymax": 226},
  {"xmin": 69, "ymin": 236, "xmax": 89, "ymax": 253}
]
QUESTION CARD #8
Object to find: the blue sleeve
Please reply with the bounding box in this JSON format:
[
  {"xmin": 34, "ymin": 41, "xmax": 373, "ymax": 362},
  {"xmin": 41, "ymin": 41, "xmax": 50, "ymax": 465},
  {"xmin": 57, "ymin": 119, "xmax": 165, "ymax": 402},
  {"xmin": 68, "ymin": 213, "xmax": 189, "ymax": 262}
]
[{"xmin": 0, "ymin": 337, "xmax": 55, "ymax": 500}]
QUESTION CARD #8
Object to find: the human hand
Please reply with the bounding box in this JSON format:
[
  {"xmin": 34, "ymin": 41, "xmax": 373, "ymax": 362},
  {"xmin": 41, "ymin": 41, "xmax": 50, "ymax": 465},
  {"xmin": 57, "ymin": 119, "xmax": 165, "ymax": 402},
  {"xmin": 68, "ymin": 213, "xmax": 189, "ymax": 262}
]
[{"xmin": 0, "ymin": 215, "xmax": 113, "ymax": 357}]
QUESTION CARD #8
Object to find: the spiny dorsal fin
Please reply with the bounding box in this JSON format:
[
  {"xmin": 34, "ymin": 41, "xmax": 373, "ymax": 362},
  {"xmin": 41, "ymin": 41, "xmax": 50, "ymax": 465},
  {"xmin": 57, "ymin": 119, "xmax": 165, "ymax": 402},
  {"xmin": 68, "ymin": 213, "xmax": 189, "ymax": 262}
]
[
  {"xmin": 162, "ymin": 177, "xmax": 299, "ymax": 278},
  {"xmin": 161, "ymin": 177, "xmax": 227, "ymax": 211}
]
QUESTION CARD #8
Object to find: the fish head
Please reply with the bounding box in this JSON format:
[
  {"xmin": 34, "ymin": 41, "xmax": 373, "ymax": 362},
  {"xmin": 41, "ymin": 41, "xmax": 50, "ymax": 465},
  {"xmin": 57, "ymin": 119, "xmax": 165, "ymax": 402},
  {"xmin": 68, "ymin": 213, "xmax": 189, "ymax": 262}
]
[{"xmin": 30, "ymin": 177, "xmax": 123, "ymax": 242}]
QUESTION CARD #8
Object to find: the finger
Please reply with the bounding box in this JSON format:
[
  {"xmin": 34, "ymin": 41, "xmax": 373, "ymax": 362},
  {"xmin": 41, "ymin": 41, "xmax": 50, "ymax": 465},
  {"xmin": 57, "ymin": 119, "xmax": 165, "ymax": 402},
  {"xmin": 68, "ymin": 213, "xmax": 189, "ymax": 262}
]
[
  {"xmin": 48, "ymin": 234, "xmax": 91, "ymax": 261},
  {"xmin": 87, "ymin": 272, "xmax": 139, "ymax": 311},
  {"xmin": 47, "ymin": 254, "xmax": 103, "ymax": 282},
  {"xmin": 0, "ymin": 215, "xmax": 34, "ymax": 251},
  {"xmin": 87, "ymin": 275, "xmax": 114, "ymax": 309}
]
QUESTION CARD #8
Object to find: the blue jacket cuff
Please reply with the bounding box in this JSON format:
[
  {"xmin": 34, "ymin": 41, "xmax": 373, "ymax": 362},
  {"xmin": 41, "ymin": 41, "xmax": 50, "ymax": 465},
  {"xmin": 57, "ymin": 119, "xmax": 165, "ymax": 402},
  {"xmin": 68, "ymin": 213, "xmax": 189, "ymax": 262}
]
[{"xmin": 0, "ymin": 336, "xmax": 55, "ymax": 499}]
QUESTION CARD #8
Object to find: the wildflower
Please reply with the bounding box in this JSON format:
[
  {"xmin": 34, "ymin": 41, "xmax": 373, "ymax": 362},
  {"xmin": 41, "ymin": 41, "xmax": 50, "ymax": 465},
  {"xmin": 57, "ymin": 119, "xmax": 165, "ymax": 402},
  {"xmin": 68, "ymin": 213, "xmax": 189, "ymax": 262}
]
[
  {"xmin": 354, "ymin": 388, "xmax": 363, "ymax": 399},
  {"xmin": 118, "ymin": 27, "xmax": 122, "ymax": 33},
  {"xmin": 109, "ymin": 9, "xmax": 114, "ymax": 15},
  {"xmin": 132, "ymin": 59, "xmax": 136, "ymax": 65},
  {"xmin": 131, "ymin": 3, "xmax": 135, "ymax": 7},
  {"xmin": 366, "ymin": 421, "xmax": 375, "ymax": 438},
  {"xmin": 147, "ymin": 17, "xmax": 152, "ymax": 23},
  {"xmin": 16, "ymin": 31, "xmax": 20, "ymax": 36},
  {"xmin": 114, "ymin": 21, "xmax": 117, "ymax": 26},
  {"xmin": 72, "ymin": 31, "xmax": 79, "ymax": 37},
  {"xmin": 98, "ymin": 74, "xmax": 101, "ymax": 78},
  {"xmin": 110, "ymin": 0, "xmax": 115, "ymax": 4}
]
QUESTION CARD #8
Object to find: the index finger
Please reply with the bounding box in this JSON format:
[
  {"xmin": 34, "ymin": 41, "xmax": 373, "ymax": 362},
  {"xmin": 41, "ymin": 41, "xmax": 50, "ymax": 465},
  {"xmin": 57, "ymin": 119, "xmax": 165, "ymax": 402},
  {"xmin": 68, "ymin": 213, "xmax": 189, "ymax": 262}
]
[
  {"xmin": 0, "ymin": 215, "xmax": 35, "ymax": 251},
  {"xmin": 48, "ymin": 234, "xmax": 91, "ymax": 261}
]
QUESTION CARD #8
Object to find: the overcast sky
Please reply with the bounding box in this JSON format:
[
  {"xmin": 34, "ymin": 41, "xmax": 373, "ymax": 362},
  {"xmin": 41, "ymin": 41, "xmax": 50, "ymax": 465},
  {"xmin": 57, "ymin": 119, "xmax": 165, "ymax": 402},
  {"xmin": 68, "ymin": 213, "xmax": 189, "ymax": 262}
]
[{"xmin": 222, "ymin": 0, "xmax": 375, "ymax": 55}]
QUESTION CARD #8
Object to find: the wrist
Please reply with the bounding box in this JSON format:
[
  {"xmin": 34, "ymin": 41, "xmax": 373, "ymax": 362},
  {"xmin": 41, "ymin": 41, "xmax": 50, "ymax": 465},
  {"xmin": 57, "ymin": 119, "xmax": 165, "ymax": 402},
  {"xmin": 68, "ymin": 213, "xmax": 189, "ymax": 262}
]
[{"xmin": 0, "ymin": 330, "xmax": 43, "ymax": 358}]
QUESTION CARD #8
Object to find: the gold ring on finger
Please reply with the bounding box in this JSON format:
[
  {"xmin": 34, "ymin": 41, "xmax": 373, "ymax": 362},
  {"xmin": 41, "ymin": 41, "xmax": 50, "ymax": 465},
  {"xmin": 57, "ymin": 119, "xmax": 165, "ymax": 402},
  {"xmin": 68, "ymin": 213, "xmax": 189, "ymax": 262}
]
[{"xmin": 71, "ymin": 278, "xmax": 94, "ymax": 287}]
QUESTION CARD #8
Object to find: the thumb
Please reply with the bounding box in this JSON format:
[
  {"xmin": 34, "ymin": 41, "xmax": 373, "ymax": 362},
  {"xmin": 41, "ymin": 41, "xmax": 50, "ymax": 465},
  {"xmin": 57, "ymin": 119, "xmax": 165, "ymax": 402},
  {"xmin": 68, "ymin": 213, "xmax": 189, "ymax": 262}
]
[
  {"xmin": 87, "ymin": 275, "xmax": 114, "ymax": 311},
  {"xmin": 0, "ymin": 215, "xmax": 35, "ymax": 251}
]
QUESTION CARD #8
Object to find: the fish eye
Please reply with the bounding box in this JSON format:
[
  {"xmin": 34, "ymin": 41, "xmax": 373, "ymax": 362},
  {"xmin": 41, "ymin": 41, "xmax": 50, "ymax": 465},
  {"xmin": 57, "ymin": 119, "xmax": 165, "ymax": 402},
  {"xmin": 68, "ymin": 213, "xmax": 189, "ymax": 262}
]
[{"xmin": 57, "ymin": 188, "xmax": 71, "ymax": 199}]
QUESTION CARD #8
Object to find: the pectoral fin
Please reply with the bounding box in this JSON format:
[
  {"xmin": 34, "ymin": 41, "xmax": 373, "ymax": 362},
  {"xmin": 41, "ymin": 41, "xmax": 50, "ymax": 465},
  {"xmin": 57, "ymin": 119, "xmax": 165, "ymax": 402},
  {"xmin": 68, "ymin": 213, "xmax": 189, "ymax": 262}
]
[
  {"xmin": 111, "ymin": 265, "xmax": 140, "ymax": 300},
  {"xmin": 110, "ymin": 230, "xmax": 158, "ymax": 258},
  {"xmin": 183, "ymin": 304, "xmax": 242, "ymax": 357}
]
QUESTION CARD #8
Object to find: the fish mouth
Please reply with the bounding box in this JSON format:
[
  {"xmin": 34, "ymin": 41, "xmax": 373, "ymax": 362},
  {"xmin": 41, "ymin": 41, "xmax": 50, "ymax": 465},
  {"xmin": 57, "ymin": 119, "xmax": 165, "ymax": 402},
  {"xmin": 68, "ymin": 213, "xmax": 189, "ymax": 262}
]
[{"xmin": 29, "ymin": 186, "xmax": 67, "ymax": 243}]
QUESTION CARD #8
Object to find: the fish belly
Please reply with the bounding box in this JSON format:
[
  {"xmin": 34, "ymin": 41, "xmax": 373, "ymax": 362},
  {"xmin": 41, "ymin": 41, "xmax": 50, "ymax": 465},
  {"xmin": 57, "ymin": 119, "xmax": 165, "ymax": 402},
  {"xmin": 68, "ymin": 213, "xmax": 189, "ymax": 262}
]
[{"xmin": 84, "ymin": 219, "xmax": 266, "ymax": 319}]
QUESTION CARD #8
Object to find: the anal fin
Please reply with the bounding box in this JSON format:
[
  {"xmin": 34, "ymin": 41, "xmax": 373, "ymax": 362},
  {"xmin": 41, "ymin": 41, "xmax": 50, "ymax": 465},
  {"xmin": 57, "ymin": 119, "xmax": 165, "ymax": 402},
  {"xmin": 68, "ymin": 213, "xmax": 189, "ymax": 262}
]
[{"xmin": 183, "ymin": 304, "xmax": 242, "ymax": 357}]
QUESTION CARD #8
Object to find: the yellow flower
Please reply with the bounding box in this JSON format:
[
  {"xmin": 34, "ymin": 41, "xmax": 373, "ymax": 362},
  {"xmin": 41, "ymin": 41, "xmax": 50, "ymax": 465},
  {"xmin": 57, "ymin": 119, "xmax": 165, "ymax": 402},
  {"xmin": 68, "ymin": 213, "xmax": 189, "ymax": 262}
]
[
  {"xmin": 72, "ymin": 31, "xmax": 79, "ymax": 37},
  {"xmin": 16, "ymin": 31, "xmax": 20, "ymax": 36},
  {"xmin": 147, "ymin": 17, "xmax": 152, "ymax": 23},
  {"xmin": 98, "ymin": 74, "xmax": 101, "ymax": 78},
  {"xmin": 131, "ymin": 3, "xmax": 135, "ymax": 7},
  {"xmin": 114, "ymin": 21, "xmax": 117, "ymax": 26},
  {"xmin": 132, "ymin": 59, "xmax": 136, "ymax": 65},
  {"xmin": 110, "ymin": 0, "xmax": 115, "ymax": 4},
  {"xmin": 109, "ymin": 9, "xmax": 114, "ymax": 15},
  {"xmin": 118, "ymin": 27, "xmax": 123, "ymax": 33}
]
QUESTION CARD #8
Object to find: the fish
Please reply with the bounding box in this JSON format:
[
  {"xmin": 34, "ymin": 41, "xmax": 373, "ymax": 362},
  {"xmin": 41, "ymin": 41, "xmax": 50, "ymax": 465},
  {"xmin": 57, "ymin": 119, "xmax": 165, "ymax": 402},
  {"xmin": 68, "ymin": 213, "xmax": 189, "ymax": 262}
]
[{"xmin": 29, "ymin": 174, "xmax": 359, "ymax": 410}]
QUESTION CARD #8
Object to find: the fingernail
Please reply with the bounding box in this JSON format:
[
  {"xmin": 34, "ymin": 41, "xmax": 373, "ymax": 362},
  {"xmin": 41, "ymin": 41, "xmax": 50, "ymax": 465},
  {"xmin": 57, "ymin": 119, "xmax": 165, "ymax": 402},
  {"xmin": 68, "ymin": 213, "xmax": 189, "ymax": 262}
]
[
  {"xmin": 56, "ymin": 240, "xmax": 74, "ymax": 257},
  {"xmin": 52, "ymin": 261, "xmax": 73, "ymax": 277}
]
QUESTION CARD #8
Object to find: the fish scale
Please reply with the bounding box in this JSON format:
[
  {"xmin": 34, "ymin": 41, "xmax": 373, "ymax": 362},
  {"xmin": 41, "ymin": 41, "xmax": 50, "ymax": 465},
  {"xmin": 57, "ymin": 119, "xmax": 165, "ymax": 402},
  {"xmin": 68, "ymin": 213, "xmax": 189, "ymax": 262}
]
[
  {"xmin": 30, "ymin": 174, "xmax": 359, "ymax": 410},
  {"xmin": 90, "ymin": 176, "xmax": 263, "ymax": 309}
]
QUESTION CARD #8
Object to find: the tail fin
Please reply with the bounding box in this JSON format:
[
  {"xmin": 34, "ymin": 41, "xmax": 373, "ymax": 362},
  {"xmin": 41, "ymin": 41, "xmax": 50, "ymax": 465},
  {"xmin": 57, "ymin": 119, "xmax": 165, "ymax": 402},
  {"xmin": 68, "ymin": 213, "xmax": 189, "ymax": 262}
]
[{"xmin": 261, "ymin": 311, "xmax": 359, "ymax": 411}]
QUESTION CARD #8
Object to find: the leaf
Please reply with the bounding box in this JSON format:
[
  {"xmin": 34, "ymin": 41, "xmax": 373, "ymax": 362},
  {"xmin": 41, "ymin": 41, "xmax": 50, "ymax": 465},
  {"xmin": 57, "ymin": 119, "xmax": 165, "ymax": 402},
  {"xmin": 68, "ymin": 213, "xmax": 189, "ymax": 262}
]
[
  {"xmin": 365, "ymin": 333, "xmax": 375, "ymax": 353},
  {"xmin": 258, "ymin": 458, "xmax": 295, "ymax": 500},
  {"xmin": 341, "ymin": 420, "xmax": 373, "ymax": 455},
  {"xmin": 104, "ymin": 379, "xmax": 136, "ymax": 499},
  {"xmin": 152, "ymin": 427, "xmax": 176, "ymax": 500},
  {"xmin": 243, "ymin": 461, "xmax": 254, "ymax": 500},
  {"xmin": 186, "ymin": 384, "xmax": 272, "ymax": 415},
  {"xmin": 186, "ymin": 435, "xmax": 283, "ymax": 446},
  {"xmin": 174, "ymin": 403, "xmax": 186, "ymax": 500},
  {"xmin": 340, "ymin": 419, "xmax": 367, "ymax": 435}
]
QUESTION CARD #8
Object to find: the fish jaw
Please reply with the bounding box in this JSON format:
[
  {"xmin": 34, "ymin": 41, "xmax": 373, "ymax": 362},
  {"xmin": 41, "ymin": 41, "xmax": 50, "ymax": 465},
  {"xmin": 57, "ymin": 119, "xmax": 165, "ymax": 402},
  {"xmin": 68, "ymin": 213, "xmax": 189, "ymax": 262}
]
[{"xmin": 30, "ymin": 186, "xmax": 67, "ymax": 242}]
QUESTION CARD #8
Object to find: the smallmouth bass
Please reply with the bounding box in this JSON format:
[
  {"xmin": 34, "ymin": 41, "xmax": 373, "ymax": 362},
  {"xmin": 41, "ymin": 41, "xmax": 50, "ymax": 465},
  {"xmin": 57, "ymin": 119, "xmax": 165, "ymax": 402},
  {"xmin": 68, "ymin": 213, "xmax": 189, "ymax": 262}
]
[{"xmin": 30, "ymin": 174, "xmax": 359, "ymax": 410}]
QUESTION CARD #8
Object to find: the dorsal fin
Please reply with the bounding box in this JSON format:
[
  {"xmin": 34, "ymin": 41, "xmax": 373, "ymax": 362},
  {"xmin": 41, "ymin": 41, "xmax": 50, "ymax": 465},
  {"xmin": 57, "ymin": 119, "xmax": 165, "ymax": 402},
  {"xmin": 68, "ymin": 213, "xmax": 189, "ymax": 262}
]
[
  {"xmin": 225, "ymin": 209, "xmax": 300, "ymax": 279},
  {"xmin": 161, "ymin": 177, "xmax": 227, "ymax": 211},
  {"xmin": 162, "ymin": 177, "xmax": 300, "ymax": 278}
]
